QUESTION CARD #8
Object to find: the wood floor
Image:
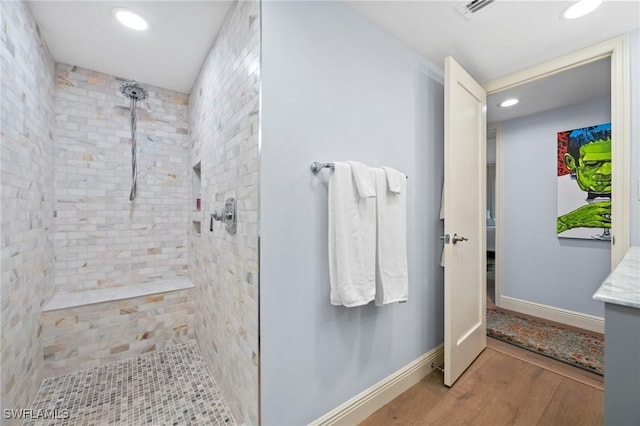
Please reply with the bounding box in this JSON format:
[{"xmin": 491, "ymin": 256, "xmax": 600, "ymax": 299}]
[{"xmin": 360, "ymin": 339, "xmax": 603, "ymax": 426}]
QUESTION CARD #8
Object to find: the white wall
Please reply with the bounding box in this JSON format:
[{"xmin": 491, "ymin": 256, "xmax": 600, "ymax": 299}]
[
  {"xmin": 502, "ymin": 97, "xmax": 611, "ymax": 318},
  {"xmin": 260, "ymin": 2, "xmax": 444, "ymax": 424},
  {"xmin": 630, "ymin": 29, "xmax": 639, "ymax": 246},
  {"xmin": 487, "ymin": 136, "xmax": 496, "ymax": 164}
]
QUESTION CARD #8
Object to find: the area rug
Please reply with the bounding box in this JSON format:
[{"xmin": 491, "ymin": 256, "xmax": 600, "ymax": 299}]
[{"xmin": 486, "ymin": 308, "xmax": 604, "ymax": 375}]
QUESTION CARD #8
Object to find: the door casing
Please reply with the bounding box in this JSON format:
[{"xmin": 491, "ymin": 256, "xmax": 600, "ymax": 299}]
[{"xmin": 486, "ymin": 35, "xmax": 631, "ymax": 333}]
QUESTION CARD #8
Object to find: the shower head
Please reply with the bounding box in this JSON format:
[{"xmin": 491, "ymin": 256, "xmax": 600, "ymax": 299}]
[{"xmin": 119, "ymin": 80, "xmax": 148, "ymax": 101}]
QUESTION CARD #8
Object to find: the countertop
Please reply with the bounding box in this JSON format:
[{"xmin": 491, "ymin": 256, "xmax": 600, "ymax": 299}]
[{"xmin": 593, "ymin": 246, "xmax": 640, "ymax": 309}]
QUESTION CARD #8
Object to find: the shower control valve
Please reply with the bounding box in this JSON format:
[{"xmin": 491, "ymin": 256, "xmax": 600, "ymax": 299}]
[{"xmin": 210, "ymin": 197, "xmax": 237, "ymax": 234}]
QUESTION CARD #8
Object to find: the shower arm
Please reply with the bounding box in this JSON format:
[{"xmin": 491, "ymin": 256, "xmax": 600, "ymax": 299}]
[
  {"xmin": 119, "ymin": 80, "xmax": 148, "ymax": 202},
  {"xmin": 129, "ymin": 97, "xmax": 138, "ymax": 201}
]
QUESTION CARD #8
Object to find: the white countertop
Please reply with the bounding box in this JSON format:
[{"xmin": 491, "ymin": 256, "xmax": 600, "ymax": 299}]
[{"xmin": 593, "ymin": 246, "xmax": 640, "ymax": 309}]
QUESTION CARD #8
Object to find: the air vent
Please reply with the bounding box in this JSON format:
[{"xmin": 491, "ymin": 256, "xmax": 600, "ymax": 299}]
[{"xmin": 456, "ymin": 0, "xmax": 495, "ymax": 20}]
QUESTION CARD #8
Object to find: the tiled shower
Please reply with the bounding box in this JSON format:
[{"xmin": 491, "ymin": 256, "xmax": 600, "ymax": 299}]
[{"xmin": 1, "ymin": 1, "xmax": 259, "ymax": 425}]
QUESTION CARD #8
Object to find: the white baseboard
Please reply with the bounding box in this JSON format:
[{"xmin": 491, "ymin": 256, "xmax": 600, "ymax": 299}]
[
  {"xmin": 497, "ymin": 295, "xmax": 604, "ymax": 334},
  {"xmin": 308, "ymin": 344, "xmax": 444, "ymax": 426}
]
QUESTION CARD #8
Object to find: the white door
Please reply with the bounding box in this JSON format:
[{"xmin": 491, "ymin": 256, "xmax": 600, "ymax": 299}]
[{"xmin": 443, "ymin": 57, "xmax": 487, "ymax": 387}]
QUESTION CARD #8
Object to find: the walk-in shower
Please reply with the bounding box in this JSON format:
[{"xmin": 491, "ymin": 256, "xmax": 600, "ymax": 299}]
[{"xmin": 119, "ymin": 80, "xmax": 148, "ymax": 201}]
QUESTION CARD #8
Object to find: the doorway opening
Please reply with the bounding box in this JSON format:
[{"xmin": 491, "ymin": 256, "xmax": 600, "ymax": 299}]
[
  {"xmin": 487, "ymin": 57, "xmax": 612, "ymax": 326},
  {"xmin": 483, "ymin": 56, "xmax": 616, "ymax": 377},
  {"xmin": 486, "ymin": 127, "xmax": 497, "ymax": 308}
]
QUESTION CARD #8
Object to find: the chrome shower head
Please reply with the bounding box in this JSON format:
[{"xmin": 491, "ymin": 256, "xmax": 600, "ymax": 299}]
[{"xmin": 119, "ymin": 80, "xmax": 148, "ymax": 101}]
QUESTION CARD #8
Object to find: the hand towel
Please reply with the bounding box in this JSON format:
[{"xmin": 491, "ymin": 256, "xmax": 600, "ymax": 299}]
[
  {"xmin": 374, "ymin": 167, "xmax": 408, "ymax": 305},
  {"xmin": 382, "ymin": 167, "xmax": 404, "ymax": 194},
  {"xmin": 347, "ymin": 161, "xmax": 376, "ymax": 198},
  {"xmin": 328, "ymin": 162, "xmax": 376, "ymax": 307}
]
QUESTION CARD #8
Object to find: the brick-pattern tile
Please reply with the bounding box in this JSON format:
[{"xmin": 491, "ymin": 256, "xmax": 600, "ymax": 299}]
[
  {"xmin": 1, "ymin": 0, "xmax": 56, "ymax": 417},
  {"xmin": 42, "ymin": 289, "xmax": 195, "ymax": 378},
  {"xmin": 54, "ymin": 64, "xmax": 190, "ymax": 292},
  {"xmin": 3, "ymin": 2, "xmax": 258, "ymax": 425},
  {"xmin": 188, "ymin": 1, "xmax": 260, "ymax": 424}
]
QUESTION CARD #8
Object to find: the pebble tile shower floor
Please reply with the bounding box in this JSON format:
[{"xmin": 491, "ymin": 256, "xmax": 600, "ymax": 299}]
[{"xmin": 25, "ymin": 341, "xmax": 235, "ymax": 426}]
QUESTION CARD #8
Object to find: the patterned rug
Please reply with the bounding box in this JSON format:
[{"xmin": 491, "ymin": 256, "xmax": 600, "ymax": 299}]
[{"xmin": 486, "ymin": 308, "xmax": 604, "ymax": 375}]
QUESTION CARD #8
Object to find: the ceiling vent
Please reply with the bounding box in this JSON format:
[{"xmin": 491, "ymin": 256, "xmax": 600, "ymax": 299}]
[{"xmin": 456, "ymin": 0, "xmax": 495, "ymax": 20}]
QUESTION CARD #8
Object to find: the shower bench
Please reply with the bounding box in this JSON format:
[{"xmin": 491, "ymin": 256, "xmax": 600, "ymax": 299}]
[{"xmin": 41, "ymin": 278, "xmax": 195, "ymax": 378}]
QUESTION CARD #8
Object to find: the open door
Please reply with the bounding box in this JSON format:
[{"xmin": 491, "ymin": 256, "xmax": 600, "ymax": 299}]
[{"xmin": 443, "ymin": 57, "xmax": 487, "ymax": 387}]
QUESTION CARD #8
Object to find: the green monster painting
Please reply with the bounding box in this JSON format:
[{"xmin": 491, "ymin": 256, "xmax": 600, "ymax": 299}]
[{"xmin": 556, "ymin": 123, "xmax": 611, "ymax": 239}]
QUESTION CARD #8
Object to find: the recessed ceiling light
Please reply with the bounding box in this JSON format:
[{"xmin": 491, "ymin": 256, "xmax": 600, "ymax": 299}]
[
  {"xmin": 112, "ymin": 8, "xmax": 149, "ymax": 31},
  {"xmin": 561, "ymin": 0, "xmax": 603, "ymax": 20},
  {"xmin": 498, "ymin": 98, "xmax": 520, "ymax": 108}
]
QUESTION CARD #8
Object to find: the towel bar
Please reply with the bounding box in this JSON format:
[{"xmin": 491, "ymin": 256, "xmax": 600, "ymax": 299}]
[
  {"xmin": 310, "ymin": 161, "xmax": 408, "ymax": 178},
  {"xmin": 310, "ymin": 162, "xmax": 334, "ymax": 174}
]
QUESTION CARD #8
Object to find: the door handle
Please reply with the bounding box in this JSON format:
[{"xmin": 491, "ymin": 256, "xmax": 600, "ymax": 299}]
[{"xmin": 452, "ymin": 233, "xmax": 468, "ymax": 244}]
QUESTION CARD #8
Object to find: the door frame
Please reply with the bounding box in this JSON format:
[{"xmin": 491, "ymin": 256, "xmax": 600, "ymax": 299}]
[{"xmin": 486, "ymin": 35, "xmax": 631, "ymax": 332}]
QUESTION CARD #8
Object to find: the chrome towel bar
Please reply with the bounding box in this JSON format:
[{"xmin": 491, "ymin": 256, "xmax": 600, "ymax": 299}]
[
  {"xmin": 310, "ymin": 162, "xmax": 335, "ymax": 174},
  {"xmin": 310, "ymin": 161, "xmax": 408, "ymax": 178}
]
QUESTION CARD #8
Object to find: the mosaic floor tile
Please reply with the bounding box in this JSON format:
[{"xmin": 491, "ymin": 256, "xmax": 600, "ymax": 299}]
[{"xmin": 25, "ymin": 341, "xmax": 235, "ymax": 426}]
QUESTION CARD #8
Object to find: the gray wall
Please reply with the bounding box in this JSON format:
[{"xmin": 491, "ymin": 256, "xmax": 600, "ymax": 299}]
[
  {"xmin": 260, "ymin": 2, "xmax": 444, "ymax": 424},
  {"xmin": 502, "ymin": 97, "xmax": 611, "ymax": 318},
  {"xmin": 630, "ymin": 29, "xmax": 639, "ymax": 246}
]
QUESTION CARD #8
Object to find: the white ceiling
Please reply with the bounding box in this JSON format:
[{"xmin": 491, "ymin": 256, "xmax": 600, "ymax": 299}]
[
  {"xmin": 346, "ymin": 0, "xmax": 640, "ymax": 84},
  {"xmin": 27, "ymin": 1, "xmax": 640, "ymax": 95},
  {"xmin": 27, "ymin": 1, "xmax": 234, "ymax": 94},
  {"xmin": 487, "ymin": 57, "xmax": 611, "ymax": 124}
]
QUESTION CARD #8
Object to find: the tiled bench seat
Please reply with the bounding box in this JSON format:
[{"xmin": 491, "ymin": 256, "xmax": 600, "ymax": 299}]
[{"xmin": 42, "ymin": 278, "xmax": 195, "ymax": 378}]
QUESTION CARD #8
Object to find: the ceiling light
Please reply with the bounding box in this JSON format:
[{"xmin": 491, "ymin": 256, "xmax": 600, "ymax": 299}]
[
  {"xmin": 113, "ymin": 8, "xmax": 149, "ymax": 31},
  {"xmin": 498, "ymin": 98, "xmax": 520, "ymax": 108},
  {"xmin": 561, "ymin": 0, "xmax": 603, "ymax": 20}
]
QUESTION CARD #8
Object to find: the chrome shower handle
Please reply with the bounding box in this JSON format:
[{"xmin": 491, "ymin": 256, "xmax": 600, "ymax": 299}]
[{"xmin": 210, "ymin": 197, "xmax": 237, "ymax": 234}]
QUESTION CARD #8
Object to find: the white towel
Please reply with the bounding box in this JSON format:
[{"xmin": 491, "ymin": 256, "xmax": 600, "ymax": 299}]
[
  {"xmin": 328, "ymin": 162, "xmax": 376, "ymax": 307},
  {"xmin": 374, "ymin": 167, "xmax": 408, "ymax": 305},
  {"xmin": 382, "ymin": 167, "xmax": 404, "ymax": 194},
  {"xmin": 347, "ymin": 161, "xmax": 376, "ymax": 198}
]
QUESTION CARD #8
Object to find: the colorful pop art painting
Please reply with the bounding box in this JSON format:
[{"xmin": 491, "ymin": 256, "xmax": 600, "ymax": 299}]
[{"xmin": 557, "ymin": 122, "xmax": 611, "ymax": 240}]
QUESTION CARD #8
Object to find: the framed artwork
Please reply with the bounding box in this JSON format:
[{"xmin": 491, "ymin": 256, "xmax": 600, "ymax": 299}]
[{"xmin": 557, "ymin": 122, "xmax": 611, "ymax": 240}]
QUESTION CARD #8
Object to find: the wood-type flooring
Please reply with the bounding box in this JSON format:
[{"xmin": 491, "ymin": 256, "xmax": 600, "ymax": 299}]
[{"xmin": 360, "ymin": 338, "xmax": 603, "ymax": 426}]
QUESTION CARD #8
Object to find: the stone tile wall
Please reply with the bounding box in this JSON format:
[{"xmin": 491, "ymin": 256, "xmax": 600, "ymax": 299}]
[
  {"xmin": 0, "ymin": 0, "xmax": 56, "ymax": 418},
  {"xmin": 42, "ymin": 288, "xmax": 195, "ymax": 378},
  {"xmin": 54, "ymin": 64, "xmax": 190, "ymax": 292},
  {"xmin": 188, "ymin": 1, "xmax": 260, "ymax": 424}
]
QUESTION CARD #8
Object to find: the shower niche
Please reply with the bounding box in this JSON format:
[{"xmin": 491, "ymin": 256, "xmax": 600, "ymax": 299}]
[{"xmin": 192, "ymin": 161, "xmax": 202, "ymax": 236}]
